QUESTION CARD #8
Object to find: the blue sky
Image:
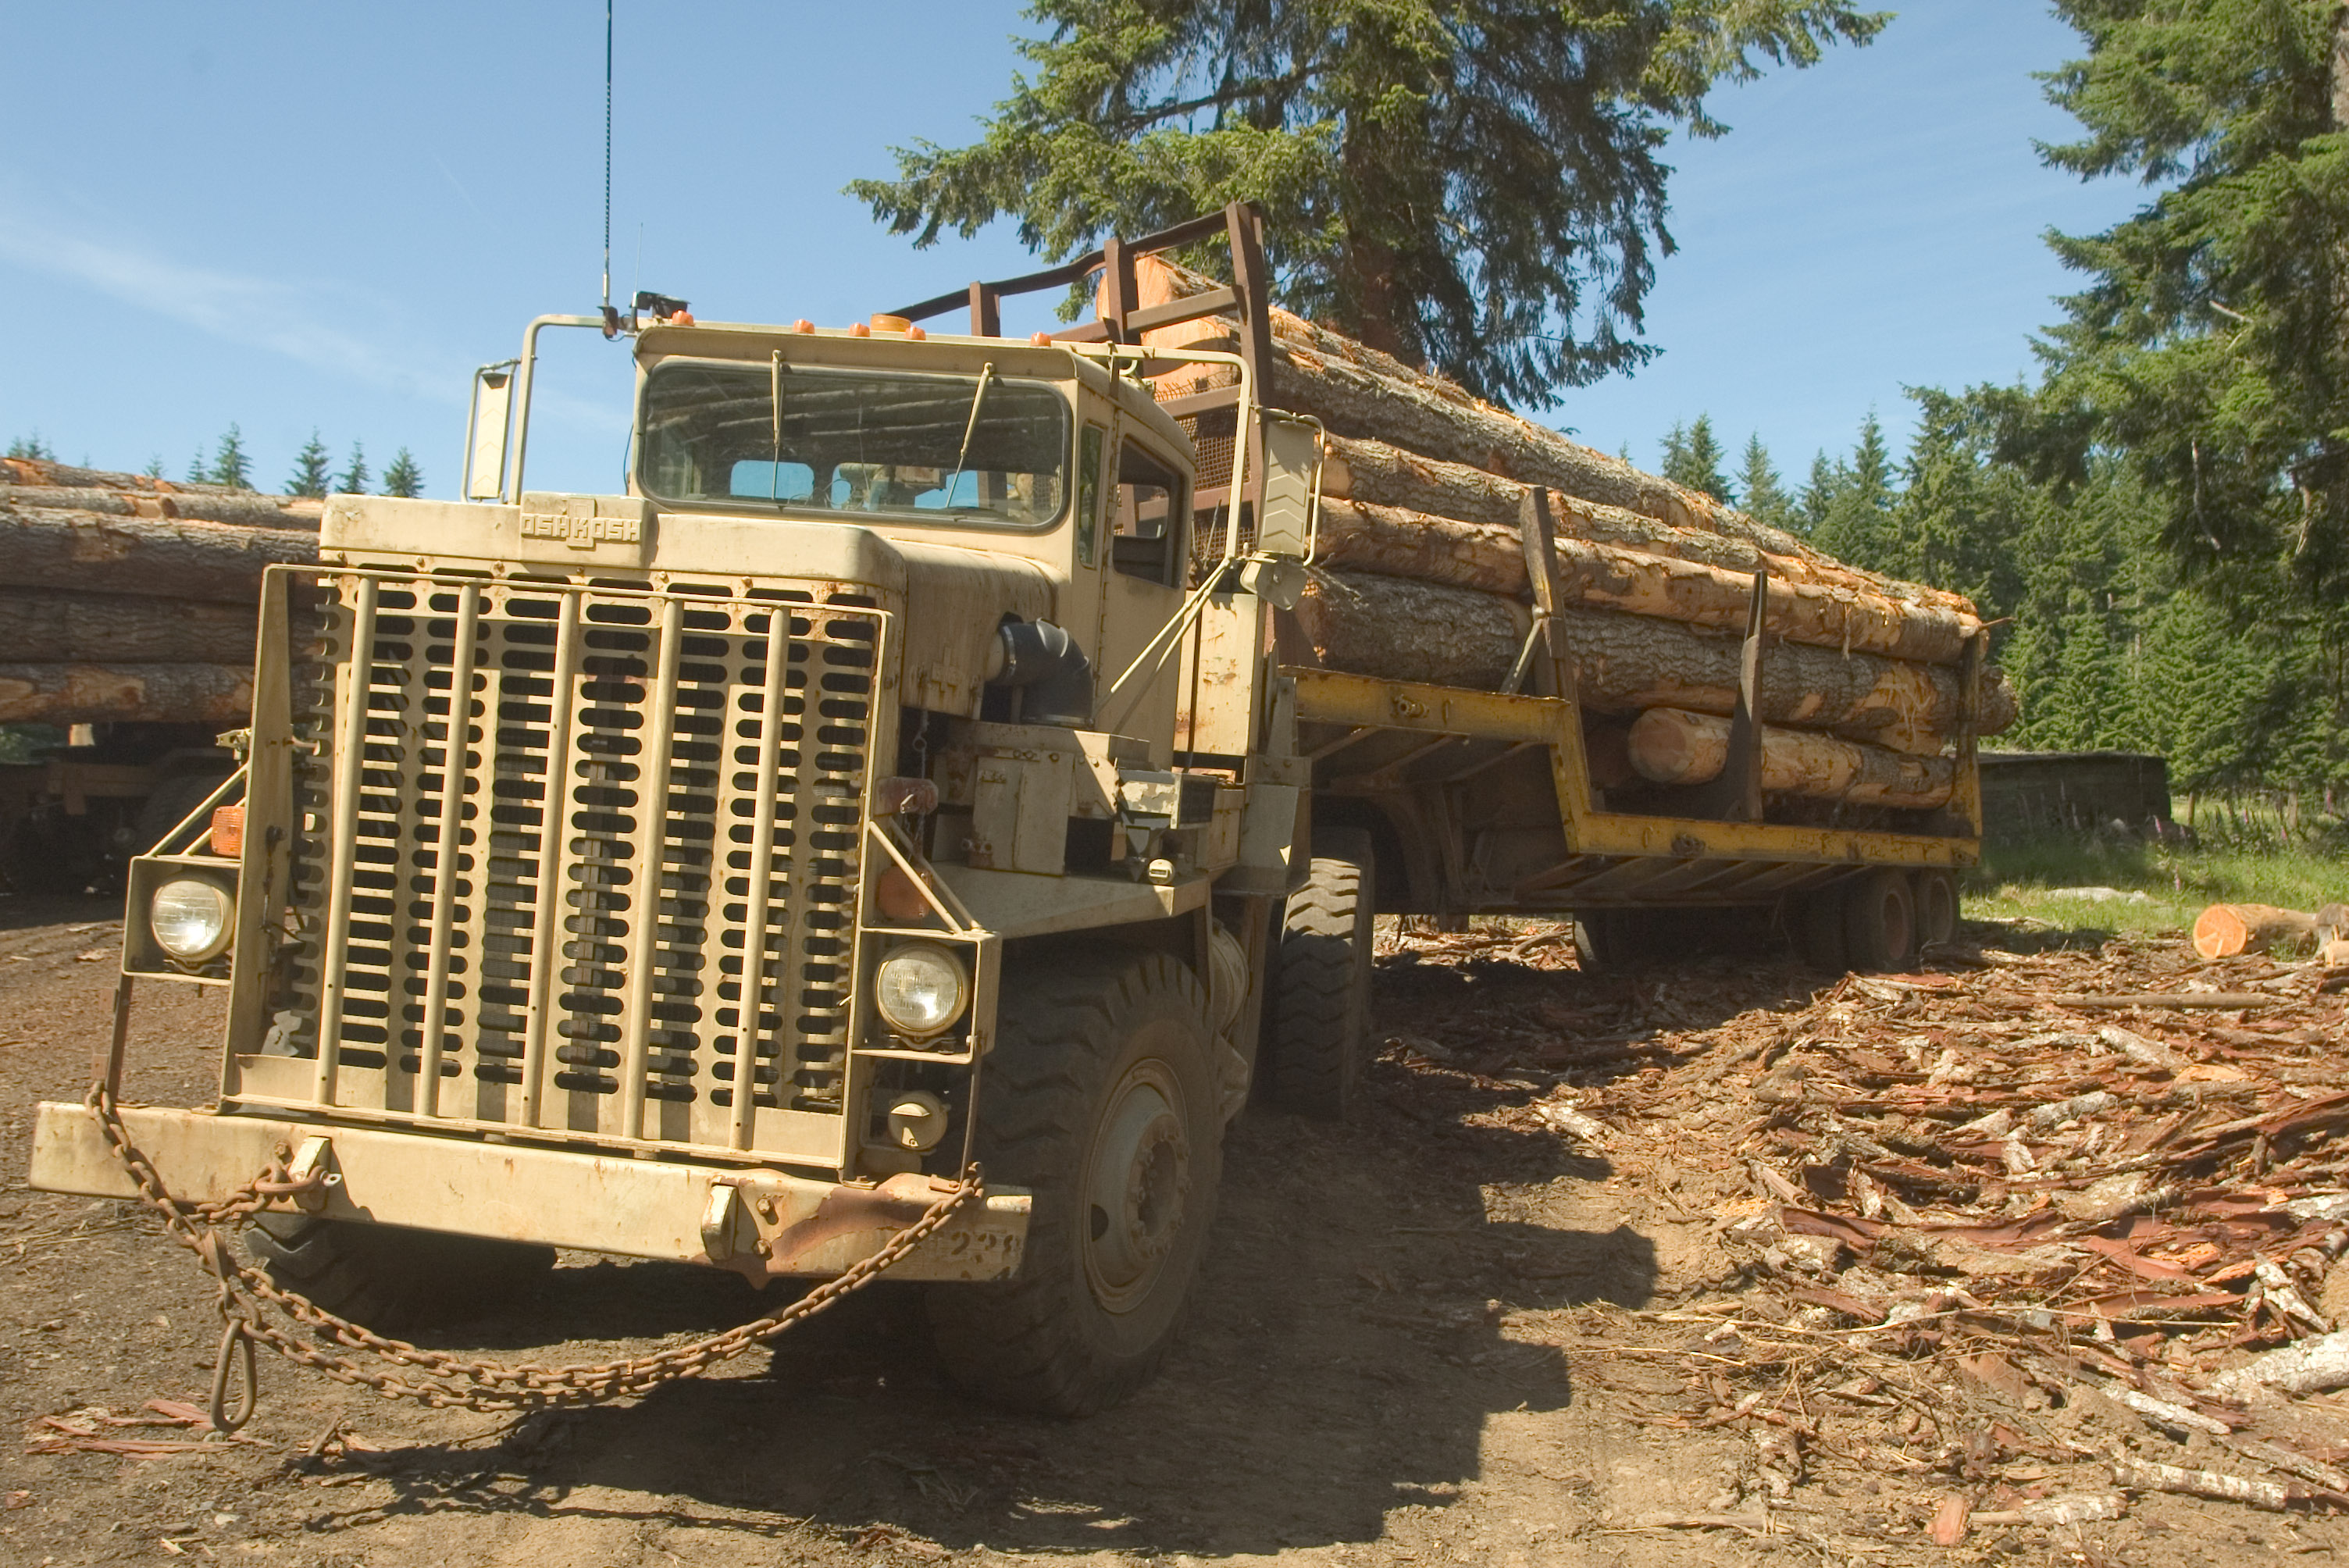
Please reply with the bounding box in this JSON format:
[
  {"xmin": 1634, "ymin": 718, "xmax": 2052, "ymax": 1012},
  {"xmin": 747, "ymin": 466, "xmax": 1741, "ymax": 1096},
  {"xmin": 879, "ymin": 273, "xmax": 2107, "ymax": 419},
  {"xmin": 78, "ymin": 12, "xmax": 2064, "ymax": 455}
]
[{"xmin": 2, "ymin": 2, "xmax": 2146, "ymax": 501}]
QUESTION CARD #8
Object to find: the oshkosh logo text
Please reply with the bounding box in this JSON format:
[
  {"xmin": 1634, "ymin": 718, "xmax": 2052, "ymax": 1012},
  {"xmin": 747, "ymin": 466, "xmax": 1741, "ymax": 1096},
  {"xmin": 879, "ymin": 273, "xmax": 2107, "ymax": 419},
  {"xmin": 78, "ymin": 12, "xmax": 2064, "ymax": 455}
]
[{"xmin": 519, "ymin": 513, "xmax": 643, "ymax": 548}]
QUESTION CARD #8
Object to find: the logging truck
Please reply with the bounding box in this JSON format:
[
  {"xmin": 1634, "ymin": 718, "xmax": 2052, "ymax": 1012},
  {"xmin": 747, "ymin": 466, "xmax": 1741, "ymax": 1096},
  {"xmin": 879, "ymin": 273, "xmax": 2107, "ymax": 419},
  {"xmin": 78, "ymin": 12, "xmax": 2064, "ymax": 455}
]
[{"xmin": 27, "ymin": 205, "xmax": 1987, "ymax": 1416}]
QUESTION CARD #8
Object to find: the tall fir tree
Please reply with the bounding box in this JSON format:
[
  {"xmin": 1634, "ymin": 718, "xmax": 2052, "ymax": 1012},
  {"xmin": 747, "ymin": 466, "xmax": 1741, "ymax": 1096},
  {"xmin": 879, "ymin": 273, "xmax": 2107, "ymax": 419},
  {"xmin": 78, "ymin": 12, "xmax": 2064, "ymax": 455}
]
[
  {"xmin": 336, "ymin": 441, "xmax": 370, "ymax": 497},
  {"xmin": 286, "ymin": 430, "xmax": 333, "ymax": 498},
  {"xmin": 1796, "ymin": 451, "xmax": 1836, "ymax": 537},
  {"xmin": 1811, "ymin": 414, "xmax": 1895, "ymax": 570},
  {"xmin": 186, "ymin": 447, "xmax": 209, "ymax": 484},
  {"xmin": 210, "ymin": 424, "xmax": 253, "ymax": 490},
  {"xmin": 142, "ymin": 454, "xmax": 165, "ymax": 479},
  {"xmin": 5, "ymin": 431, "xmax": 56, "ymax": 461},
  {"xmin": 381, "ymin": 448, "xmax": 424, "ymax": 499},
  {"xmin": 851, "ymin": 1, "xmax": 1886, "ymax": 407},
  {"xmin": 1659, "ymin": 414, "xmax": 1732, "ymax": 502},
  {"xmin": 1737, "ymin": 434, "xmax": 1793, "ymax": 531}
]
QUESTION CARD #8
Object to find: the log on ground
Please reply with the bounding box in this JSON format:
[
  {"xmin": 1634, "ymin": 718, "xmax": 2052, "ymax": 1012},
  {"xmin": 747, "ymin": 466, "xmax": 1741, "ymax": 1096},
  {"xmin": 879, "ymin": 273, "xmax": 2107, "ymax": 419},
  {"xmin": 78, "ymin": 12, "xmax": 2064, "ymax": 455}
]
[
  {"xmin": 0, "ymin": 586, "xmax": 258, "ymax": 665},
  {"xmin": 1288, "ymin": 570, "xmax": 2016, "ymax": 752},
  {"xmin": 1627, "ymin": 707, "xmax": 1955, "ymax": 808},
  {"xmin": 0, "ymin": 662, "xmax": 253, "ymax": 724},
  {"xmin": 2191, "ymin": 903, "xmax": 2321, "ymax": 961},
  {"xmin": 0, "ymin": 500, "xmax": 318, "ymax": 602}
]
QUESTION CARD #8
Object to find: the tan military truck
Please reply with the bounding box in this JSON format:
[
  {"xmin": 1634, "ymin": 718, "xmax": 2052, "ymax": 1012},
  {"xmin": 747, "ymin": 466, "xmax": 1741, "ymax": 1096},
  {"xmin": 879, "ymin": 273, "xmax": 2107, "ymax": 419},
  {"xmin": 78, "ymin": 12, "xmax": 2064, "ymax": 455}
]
[{"xmin": 28, "ymin": 203, "xmax": 1983, "ymax": 1420}]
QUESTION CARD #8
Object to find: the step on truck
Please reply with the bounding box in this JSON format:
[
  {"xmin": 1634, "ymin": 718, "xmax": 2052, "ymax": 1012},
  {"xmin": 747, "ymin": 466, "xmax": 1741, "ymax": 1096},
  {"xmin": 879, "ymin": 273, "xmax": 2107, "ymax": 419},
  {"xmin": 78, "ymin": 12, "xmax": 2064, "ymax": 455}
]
[{"xmin": 27, "ymin": 204, "xmax": 1980, "ymax": 1417}]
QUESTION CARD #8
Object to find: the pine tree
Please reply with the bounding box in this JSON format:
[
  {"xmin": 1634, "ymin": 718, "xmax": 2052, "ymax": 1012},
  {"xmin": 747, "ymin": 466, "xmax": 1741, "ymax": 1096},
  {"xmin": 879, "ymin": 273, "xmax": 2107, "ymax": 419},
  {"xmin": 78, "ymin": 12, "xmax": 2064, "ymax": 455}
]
[
  {"xmin": 336, "ymin": 442, "xmax": 370, "ymax": 497},
  {"xmin": 5, "ymin": 432, "xmax": 56, "ymax": 461},
  {"xmin": 186, "ymin": 448, "xmax": 209, "ymax": 484},
  {"xmin": 1738, "ymin": 435, "xmax": 1793, "ymax": 531},
  {"xmin": 1796, "ymin": 451, "xmax": 1836, "ymax": 537},
  {"xmin": 142, "ymin": 455, "xmax": 165, "ymax": 479},
  {"xmin": 1660, "ymin": 414, "xmax": 1732, "ymax": 503},
  {"xmin": 211, "ymin": 424, "xmax": 253, "ymax": 490},
  {"xmin": 285, "ymin": 430, "xmax": 333, "ymax": 498},
  {"xmin": 1812, "ymin": 414, "xmax": 1895, "ymax": 570},
  {"xmin": 381, "ymin": 448, "xmax": 424, "ymax": 499},
  {"xmin": 850, "ymin": 1, "xmax": 1886, "ymax": 407}
]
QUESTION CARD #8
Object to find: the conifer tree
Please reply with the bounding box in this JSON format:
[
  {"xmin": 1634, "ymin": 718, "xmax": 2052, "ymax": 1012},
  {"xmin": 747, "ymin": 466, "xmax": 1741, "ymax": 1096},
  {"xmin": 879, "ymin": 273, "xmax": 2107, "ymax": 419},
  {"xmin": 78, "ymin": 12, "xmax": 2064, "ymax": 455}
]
[
  {"xmin": 285, "ymin": 430, "xmax": 333, "ymax": 498},
  {"xmin": 336, "ymin": 442, "xmax": 370, "ymax": 497},
  {"xmin": 5, "ymin": 432, "xmax": 55, "ymax": 461},
  {"xmin": 142, "ymin": 455, "xmax": 165, "ymax": 479},
  {"xmin": 1812, "ymin": 414, "xmax": 1895, "ymax": 570},
  {"xmin": 1737, "ymin": 434, "xmax": 1792, "ymax": 531},
  {"xmin": 852, "ymin": 0, "xmax": 1887, "ymax": 408},
  {"xmin": 211, "ymin": 425, "xmax": 253, "ymax": 490},
  {"xmin": 382, "ymin": 448, "xmax": 424, "ymax": 499},
  {"xmin": 186, "ymin": 448, "xmax": 209, "ymax": 484},
  {"xmin": 1660, "ymin": 414, "xmax": 1732, "ymax": 503}
]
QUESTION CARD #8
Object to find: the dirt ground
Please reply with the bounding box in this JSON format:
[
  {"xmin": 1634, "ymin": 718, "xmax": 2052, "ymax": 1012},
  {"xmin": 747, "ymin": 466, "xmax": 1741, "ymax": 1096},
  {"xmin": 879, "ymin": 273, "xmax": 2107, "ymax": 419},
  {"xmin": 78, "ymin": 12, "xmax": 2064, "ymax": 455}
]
[{"xmin": 4, "ymin": 893, "xmax": 2345, "ymax": 1566}]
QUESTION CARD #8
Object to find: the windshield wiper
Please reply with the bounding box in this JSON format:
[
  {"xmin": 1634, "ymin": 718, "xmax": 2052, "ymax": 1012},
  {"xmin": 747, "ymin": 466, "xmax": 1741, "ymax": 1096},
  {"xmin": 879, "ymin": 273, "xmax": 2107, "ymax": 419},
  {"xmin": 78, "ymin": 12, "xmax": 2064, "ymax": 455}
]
[
  {"xmin": 939, "ymin": 361, "xmax": 995, "ymax": 511},
  {"xmin": 768, "ymin": 350, "xmax": 784, "ymax": 501}
]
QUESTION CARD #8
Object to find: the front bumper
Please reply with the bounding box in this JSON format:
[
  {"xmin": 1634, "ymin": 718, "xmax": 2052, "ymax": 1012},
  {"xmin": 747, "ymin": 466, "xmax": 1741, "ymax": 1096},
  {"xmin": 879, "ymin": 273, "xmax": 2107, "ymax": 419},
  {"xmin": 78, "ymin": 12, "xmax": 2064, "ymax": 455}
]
[{"xmin": 29, "ymin": 1102, "xmax": 1028, "ymax": 1282}]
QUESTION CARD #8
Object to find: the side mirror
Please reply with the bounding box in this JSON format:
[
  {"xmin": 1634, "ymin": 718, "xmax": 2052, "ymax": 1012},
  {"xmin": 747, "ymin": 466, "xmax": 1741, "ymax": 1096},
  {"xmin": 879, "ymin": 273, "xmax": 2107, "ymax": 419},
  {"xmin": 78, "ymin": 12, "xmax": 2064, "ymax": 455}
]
[
  {"xmin": 1254, "ymin": 411, "xmax": 1323, "ymax": 563},
  {"xmin": 465, "ymin": 365, "xmax": 515, "ymax": 501}
]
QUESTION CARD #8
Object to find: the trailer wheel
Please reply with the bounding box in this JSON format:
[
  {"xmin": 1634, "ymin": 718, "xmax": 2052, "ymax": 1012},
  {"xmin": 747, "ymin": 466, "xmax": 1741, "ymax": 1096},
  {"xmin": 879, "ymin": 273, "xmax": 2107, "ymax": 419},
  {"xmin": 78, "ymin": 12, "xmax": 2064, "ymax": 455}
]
[
  {"xmin": 1573, "ymin": 909, "xmax": 1656, "ymax": 975},
  {"xmin": 927, "ymin": 951, "xmax": 1221, "ymax": 1416},
  {"xmin": 1261, "ymin": 828, "xmax": 1376, "ymax": 1120},
  {"xmin": 1788, "ymin": 889, "xmax": 1850, "ymax": 973},
  {"xmin": 1913, "ymin": 869, "xmax": 1959, "ymax": 950},
  {"xmin": 1841, "ymin": 868, "xmax": 1917, "ymax": 972},
  {"xmin": 245, "ymin": 1217, "xmax": 555, "ymax": 1335}
]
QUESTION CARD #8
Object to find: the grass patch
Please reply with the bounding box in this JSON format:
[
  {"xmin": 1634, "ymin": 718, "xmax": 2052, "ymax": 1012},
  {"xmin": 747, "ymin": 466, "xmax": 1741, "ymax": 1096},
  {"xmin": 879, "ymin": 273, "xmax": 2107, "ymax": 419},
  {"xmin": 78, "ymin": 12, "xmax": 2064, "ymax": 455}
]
[{"xmin": 1964, "ymin": 832, "xmax": 2347, "ymax": 940}]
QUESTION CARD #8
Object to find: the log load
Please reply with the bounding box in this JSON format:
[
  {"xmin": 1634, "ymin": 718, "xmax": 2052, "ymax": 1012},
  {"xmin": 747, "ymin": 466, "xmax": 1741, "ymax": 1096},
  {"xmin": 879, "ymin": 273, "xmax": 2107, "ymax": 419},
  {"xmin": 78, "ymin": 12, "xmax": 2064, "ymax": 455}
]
[
  {"xmin": 0, "ymin": 459, "xmax": 316, "ymax": 724},
  {"xmin": 1316, "ymin": 496, "xmax": 1978, "ymax": 664},
  {"xmin": 1626, "ymin": 707, "xmax": 1954, "ymax": 808},
  {"xmin": 0, "ymin": 587, "xmax": 258, "ymax": 665},
  {"xmin": 0, "ymin": 663, "xmax": 254, "ymax": 725},
  {"xmin": 0, "ymin": 499, "xmax": 319, "ymax": 603},
  {"xmin": 2191, "ymin": 903, "xmax": 2323, "ymax": 960},
  {"xmin": 1289, "ymin": 570, "xmax": 2016, "ymax": 753}
]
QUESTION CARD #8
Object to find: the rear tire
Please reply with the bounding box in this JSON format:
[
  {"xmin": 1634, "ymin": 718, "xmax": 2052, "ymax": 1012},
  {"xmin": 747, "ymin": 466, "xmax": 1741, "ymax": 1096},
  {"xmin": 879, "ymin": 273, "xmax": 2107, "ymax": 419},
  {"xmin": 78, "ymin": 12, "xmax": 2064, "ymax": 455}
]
[
  {"xmin": 1573, "ymin": 909, "xmax": 1655, "ymax": 975},
  {"xmin": 1841, "ymin": 868, "xmax": 1917, "ymax": 973},
  {"xmin": 1790, "ymin": 887, "xmax": 1850, "ymax": 972},
  {"xmin": 245, "ymin": 1218, "xmax": 554, "ymax": 1335},
  {"xmin": 1913, "ymin": 869, "xmax": 1959, "ymax": 950},
  {"xmin": 927, "ymin": 951, "xmax": 1221, "ymax": 1416},
  {"xmin": 1262, "ymin": 828, "xmax": 1376, "ymax": 1121}
]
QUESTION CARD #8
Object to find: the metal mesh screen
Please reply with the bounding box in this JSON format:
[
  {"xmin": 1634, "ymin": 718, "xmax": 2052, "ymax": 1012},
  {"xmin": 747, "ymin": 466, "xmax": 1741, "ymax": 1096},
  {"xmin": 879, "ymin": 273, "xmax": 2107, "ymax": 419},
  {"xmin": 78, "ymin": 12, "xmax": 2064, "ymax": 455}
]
[{"xmin": 269, "ymin": 571, "xmax": 882, "ymax": 1158}]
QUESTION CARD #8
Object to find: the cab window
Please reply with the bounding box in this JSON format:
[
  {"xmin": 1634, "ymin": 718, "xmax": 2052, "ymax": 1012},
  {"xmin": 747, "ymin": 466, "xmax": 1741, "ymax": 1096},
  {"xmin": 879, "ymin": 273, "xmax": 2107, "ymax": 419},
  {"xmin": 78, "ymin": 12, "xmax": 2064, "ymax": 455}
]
[{"xmin": 1111, "ymin": 442, "xmax": 1186, "ymax": 586}]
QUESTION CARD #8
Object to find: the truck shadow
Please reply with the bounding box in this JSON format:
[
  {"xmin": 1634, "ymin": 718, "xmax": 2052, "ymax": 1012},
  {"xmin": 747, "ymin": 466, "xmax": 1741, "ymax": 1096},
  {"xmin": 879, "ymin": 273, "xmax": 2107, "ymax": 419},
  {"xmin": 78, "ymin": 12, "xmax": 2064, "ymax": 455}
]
[{"xmin": 298, "ymin": 945, "xmax": 1793, "ymax": 1555}]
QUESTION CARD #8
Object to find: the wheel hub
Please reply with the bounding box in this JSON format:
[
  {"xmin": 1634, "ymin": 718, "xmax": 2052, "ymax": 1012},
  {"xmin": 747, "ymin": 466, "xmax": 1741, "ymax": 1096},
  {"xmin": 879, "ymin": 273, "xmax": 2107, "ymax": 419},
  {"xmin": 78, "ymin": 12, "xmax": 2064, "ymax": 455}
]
[{"xmin": 1082, "ymin": 1064, "xmax": 1191, "ymax": 1313}]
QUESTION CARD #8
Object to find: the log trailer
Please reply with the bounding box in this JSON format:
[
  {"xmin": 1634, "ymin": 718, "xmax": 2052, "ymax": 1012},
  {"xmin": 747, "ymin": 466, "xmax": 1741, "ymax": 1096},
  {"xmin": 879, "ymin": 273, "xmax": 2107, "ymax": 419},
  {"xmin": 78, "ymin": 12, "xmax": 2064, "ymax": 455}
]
[{"xmin": 27, "ymin": 205, "xmax": 1981, "ymax": 1416}]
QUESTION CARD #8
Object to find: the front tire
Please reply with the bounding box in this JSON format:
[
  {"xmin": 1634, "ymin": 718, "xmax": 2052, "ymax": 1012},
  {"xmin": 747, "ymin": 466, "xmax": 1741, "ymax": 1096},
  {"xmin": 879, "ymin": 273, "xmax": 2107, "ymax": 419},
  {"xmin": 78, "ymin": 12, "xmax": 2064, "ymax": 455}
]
[
  {"xmin": 927, "ymin": 951, "xmax": 1221, "ymax": 1416},
  {"xmin": 245, "ymin": 1218, "xmax": 554, "ymax": 1335},
  {"xmin": 1842, "ymin": 868, "xmax": 1918, "ymax": 973}
]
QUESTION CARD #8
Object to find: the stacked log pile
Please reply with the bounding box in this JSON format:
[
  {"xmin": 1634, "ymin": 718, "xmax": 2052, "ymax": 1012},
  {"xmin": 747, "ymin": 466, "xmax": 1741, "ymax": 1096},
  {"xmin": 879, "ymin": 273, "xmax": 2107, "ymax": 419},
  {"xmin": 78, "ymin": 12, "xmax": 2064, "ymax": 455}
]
[
  {"xmin": 0, "ymin": 457, "xmax": 319, "ymax": 725},
  {"xmin": 1128, "ymin": 260, "xmax": 2016, "ymax": 811}
]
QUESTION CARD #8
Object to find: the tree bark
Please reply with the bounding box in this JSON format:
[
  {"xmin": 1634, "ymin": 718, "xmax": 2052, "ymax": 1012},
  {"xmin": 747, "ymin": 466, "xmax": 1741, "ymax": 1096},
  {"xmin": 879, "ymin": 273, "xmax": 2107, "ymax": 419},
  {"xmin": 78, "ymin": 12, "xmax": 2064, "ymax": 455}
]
[
  {"xmin": 1320, "ymin": 433, "xmax": 1977, "ymax": 615},
  {"xmin": 2191, "ymin": 902, "xmax": 2322, "ymax": 960},
  {"xmin": 1288, "ymin": 570, "xmax": 2016, "ymax": 751},
  {"xmin": 0, "ymin": 586, "xmax": 258, "ymax": 664},
  {"xmin": 1316, "ymin": 495, "xmax": 1978, "ymax": 662},
  {"xmin": 1627, "ymin": 706, "xmax": 1955, "ymax": 807},
  {"xmin": 1, "ymin": 456, "xmax": 323, "ymax": 528},
  {"xmin": 0, "ymin": 499, "xmax": 317, "ymax": 603},
  {"xmin": 0, "ymin": 662, "xmax": 253, "ymax": 724}
]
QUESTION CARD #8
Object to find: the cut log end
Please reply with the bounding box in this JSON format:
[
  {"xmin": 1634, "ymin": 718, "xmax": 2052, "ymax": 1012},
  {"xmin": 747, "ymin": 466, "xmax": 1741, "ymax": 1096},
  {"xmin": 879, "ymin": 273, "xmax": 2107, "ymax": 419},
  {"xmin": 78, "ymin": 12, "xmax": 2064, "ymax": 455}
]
[{"xmin": 2191, "ymin": 902, "xmax": 2321, "ymax": 961}]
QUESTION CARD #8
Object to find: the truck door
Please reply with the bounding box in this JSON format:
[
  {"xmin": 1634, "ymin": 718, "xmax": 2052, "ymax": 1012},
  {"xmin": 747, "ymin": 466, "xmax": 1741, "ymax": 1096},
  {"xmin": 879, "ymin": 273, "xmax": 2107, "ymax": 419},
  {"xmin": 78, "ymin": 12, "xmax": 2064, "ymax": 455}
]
[{"xmin": 1093, "ymin": 437, "xmax": 1189, "ymax": 747}]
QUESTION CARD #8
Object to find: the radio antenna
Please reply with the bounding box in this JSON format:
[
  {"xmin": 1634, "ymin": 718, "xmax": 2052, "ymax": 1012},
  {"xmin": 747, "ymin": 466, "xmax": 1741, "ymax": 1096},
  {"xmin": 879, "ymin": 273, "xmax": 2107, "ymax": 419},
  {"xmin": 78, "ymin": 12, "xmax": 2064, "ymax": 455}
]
[{"xmin": 600, "ymin": 0, "xmax": 617, "ymax": 333}]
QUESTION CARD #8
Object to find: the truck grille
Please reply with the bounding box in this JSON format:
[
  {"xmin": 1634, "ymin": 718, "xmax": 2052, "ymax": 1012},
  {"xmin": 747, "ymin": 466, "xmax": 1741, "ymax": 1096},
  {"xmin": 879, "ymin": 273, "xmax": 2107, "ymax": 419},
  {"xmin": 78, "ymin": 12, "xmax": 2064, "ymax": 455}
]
[{"xmin": 271, "ymin": 569, "xmax": 886, "ymax": 1163}]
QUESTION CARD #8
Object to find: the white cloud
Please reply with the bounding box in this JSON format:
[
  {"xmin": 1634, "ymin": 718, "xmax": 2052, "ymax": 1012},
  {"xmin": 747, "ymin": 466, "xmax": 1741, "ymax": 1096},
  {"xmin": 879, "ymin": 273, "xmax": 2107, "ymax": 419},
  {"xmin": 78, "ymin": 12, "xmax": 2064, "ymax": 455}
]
[{"xmin": 0, "ymin": 213, "xmax": 467, "ymax": 405}]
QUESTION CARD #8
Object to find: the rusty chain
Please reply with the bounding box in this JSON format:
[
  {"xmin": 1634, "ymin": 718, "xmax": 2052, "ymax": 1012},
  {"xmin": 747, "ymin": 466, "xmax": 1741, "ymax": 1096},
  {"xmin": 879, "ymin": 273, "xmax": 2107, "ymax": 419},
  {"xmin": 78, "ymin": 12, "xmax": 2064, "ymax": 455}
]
[{"xmin": 84, "ymin": 1081, "xmax": 982, "ymax": 1424}]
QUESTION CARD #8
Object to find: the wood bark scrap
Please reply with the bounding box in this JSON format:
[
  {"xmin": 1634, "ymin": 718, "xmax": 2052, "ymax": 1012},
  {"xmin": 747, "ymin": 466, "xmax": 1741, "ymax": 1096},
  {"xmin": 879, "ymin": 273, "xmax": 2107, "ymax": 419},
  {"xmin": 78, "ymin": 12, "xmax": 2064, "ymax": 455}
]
[
  {"xmin": 1627, "ymin": 707, "xmax": 1955, "ymax": 807},
  {"xmin": 1286, "ymin": 569, "xmax": 2017, "ymax": 751}
]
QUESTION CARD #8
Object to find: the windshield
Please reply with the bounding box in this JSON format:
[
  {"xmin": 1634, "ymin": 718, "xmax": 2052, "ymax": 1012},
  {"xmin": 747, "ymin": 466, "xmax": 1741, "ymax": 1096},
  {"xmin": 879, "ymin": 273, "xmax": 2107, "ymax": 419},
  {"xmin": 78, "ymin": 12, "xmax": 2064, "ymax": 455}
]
[{"xmin": 638, "ymin": 360, "xmax": 1069, "ymax": 526}]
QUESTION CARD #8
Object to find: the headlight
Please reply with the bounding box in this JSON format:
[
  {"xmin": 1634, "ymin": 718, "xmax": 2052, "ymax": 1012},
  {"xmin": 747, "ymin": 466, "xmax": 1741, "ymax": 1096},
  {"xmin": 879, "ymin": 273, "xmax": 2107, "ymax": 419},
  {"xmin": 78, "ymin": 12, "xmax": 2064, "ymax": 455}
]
[
  {"xmin": 151, "ymin": 878, "xmax": 233, "ymax": 963},
  {"xmin": 873, "ymin": 943, "xmax": 968, "ymax": 1037}
]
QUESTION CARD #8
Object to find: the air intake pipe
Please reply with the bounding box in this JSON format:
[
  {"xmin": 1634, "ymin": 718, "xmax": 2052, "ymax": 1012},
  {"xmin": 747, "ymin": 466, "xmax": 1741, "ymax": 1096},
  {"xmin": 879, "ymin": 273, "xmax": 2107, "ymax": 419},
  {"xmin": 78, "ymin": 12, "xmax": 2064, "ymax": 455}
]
[{"xmin": 985, "ymin": 618, "xmax": 1093, "ymax": 727}]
